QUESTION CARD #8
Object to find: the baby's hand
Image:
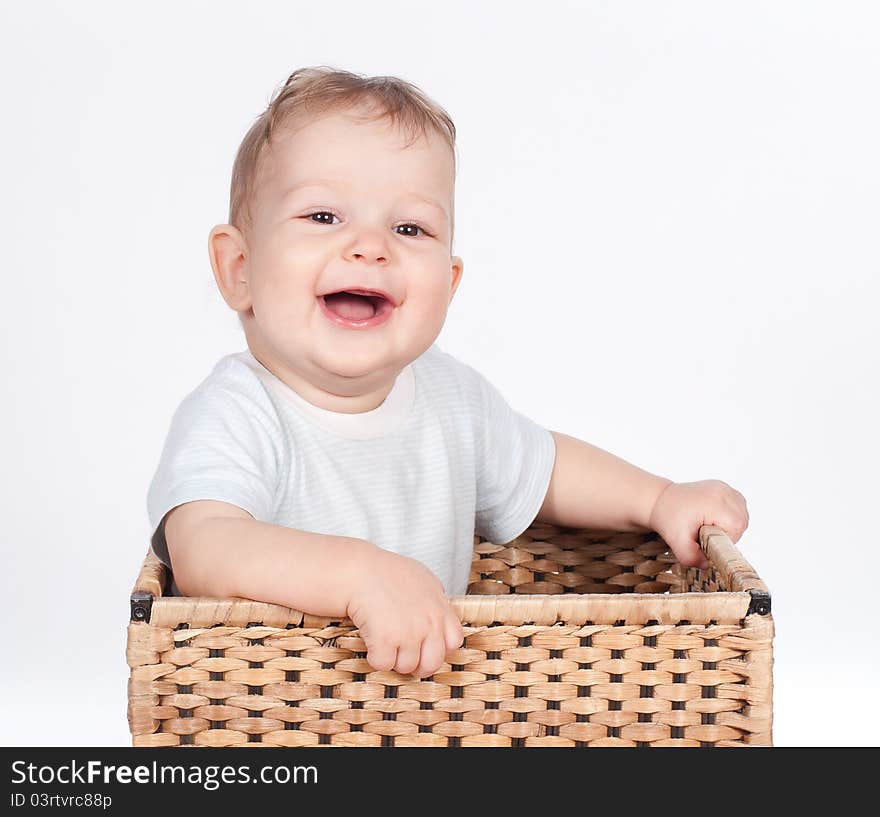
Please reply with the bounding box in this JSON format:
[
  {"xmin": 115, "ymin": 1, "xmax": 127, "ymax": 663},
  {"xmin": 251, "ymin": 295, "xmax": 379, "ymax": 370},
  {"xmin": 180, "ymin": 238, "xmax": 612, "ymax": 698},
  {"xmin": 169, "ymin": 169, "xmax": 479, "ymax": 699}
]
[
  {"xmin": 346, "ymin": 547, "xmax": 464, "ymax": 678},
  {"xmin": 647, "ymin": 480, "xmax": 749, "ymax": 570}
]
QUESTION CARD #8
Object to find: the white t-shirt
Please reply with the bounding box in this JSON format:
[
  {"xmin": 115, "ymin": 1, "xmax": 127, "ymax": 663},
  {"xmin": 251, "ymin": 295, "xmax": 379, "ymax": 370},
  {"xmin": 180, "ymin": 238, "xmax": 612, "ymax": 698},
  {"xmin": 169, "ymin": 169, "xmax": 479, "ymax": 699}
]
[{"xmin": 146, "ymin": 343, "xmax": 556, "ymax": 598}]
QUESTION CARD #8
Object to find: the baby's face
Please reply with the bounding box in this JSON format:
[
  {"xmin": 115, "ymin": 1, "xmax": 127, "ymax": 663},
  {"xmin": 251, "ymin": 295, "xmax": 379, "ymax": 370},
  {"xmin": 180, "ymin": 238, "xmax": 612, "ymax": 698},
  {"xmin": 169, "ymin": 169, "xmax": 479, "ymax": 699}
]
[{"xmin": 218, "ymin": 105, "xmax": 463, "ymax": 407}]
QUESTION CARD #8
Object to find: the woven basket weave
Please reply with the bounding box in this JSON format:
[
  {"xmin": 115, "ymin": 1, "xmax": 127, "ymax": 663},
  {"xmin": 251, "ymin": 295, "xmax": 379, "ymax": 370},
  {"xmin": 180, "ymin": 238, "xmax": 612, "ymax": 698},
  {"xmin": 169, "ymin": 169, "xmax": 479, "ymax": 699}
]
[{"xmin": 127, "ymin": 523, "xmax": 773, "ymax": 747}]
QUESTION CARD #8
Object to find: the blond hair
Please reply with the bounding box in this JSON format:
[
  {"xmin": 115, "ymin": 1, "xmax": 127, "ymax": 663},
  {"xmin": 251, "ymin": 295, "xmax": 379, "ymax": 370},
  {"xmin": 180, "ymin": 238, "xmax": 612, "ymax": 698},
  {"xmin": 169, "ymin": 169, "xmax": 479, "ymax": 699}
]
[{"xmin": 228, "ymin": 65, "xmax": 458, "ymax": 247}]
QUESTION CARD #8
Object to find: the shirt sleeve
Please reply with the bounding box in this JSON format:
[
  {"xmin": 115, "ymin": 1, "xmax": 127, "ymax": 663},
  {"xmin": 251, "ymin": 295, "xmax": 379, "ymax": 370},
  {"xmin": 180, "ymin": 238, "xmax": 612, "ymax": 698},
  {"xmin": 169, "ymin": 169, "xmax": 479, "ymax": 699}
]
[
  {"xmin": 473, "ymin": 370, "xmax": 557, "ymax": 544},
  {"xmin": 146, "ymin": 384, "xmax": 281, "ymax": 566}
]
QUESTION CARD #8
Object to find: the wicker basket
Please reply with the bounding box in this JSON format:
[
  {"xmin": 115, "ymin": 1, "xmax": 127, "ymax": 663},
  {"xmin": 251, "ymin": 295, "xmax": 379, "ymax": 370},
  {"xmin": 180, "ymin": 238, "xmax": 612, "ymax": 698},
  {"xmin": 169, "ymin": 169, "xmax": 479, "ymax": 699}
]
[{"xmin": 126, "ymin": 523, "xmax": 773, "ymax": 747}]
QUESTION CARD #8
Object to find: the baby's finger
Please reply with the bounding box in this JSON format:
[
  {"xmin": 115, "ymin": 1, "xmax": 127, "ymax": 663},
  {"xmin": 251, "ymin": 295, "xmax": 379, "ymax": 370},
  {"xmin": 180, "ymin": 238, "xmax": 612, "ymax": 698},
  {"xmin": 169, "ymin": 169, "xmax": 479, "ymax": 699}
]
[
  {"xmin": 444, "ymin": 609, "xmax": 464, "ymax": 652},
  {"xmin": 672, "ymin": 533, "xmax": 710, "ymax": 570},
  {"xmin": 412, "ymin": 631, "xmax": 446, "ymax": 679},
  {"xmin": 393, "ymin": 639, "xmax": 422, "ymax": 676},
  {"xmin": 366, "ymin": 640, "xmax": 398, "ymax": 674},
  {"xmin": 692, "ymin": 543, "xmax": 711, "ymax": 571}
]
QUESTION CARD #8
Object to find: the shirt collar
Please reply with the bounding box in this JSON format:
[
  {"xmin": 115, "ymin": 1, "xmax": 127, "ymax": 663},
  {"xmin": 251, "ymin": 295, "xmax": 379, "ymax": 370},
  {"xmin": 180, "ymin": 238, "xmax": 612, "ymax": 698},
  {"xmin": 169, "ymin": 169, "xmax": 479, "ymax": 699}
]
[{"xmin": 236, "ymin": 349, "xmax": 416, "ymax": 440}]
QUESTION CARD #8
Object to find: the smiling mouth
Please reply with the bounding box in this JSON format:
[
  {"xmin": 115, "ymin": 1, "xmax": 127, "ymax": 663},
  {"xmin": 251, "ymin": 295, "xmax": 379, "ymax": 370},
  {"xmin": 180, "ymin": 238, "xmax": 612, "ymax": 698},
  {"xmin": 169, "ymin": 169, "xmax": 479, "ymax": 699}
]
[
  {"xmin": 321, "ymin": 291, "xmax": 389, "ymax": 321},
  {"xmin": 318, "ymin": 290, "xmax": 396, "ymax": 328}
]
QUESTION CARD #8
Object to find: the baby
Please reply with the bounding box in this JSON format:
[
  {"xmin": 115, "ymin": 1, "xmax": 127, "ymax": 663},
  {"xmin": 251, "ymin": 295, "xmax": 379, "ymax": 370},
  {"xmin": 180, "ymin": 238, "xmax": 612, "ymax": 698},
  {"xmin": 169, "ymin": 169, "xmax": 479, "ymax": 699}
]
[{"xmin": 147, "ymin": 66, "xmax": 749, "ymax": 680}]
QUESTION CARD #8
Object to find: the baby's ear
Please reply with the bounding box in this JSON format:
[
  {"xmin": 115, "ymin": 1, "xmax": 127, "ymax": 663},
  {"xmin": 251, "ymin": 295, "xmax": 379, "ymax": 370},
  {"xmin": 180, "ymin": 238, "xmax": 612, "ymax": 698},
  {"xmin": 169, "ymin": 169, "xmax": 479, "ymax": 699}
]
[
  {"xmin": 449, "ymin": 255, "xmax": 464, "ymax": 301},
  {"xmin": 208, "ymin": 224, "xmax": 252, "ymax": 312}
]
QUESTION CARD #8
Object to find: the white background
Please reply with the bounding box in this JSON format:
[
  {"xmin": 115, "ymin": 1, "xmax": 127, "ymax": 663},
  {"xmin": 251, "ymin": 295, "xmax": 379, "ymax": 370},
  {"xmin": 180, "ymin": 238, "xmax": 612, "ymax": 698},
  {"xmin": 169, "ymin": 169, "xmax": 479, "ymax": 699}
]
[{"xmin": 1, "ymin": 1, "xmax": 877, "ymax": 747}]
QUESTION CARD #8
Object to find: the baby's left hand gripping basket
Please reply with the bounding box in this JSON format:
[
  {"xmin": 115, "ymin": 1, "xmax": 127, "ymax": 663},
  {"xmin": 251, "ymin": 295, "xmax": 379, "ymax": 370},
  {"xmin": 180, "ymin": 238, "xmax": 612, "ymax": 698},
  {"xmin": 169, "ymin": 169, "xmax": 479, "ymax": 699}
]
[{"xmin": 127, "ymin": 524, "xmax": 773, "ymax": 747}]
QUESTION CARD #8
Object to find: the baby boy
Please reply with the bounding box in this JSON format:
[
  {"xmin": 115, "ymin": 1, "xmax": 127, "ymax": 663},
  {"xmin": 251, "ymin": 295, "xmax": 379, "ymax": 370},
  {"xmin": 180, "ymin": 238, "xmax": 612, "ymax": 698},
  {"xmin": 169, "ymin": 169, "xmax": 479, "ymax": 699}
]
[{"xmin": 147, "ymin": 66, "xmax": 749, "ymax": 680}]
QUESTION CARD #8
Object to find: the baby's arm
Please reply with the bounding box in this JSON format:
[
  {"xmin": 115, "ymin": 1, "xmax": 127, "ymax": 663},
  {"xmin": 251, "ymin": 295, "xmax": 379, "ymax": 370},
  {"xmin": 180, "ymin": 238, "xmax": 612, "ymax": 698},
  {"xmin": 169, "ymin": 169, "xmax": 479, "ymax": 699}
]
[
  {"xmin": 165, "ymin": 500, "xmax": 373, "ymax": 614},
  {"xmin": 537, "ymin": 432, "xmax": 672, "ymax": 534},
  {"xmin": 164, "ymin": 500, "xmax": 463, "ymax": 676},
  {"xmin": 536, "ymin": 431, "xmax": 749, "ymax": 568}
]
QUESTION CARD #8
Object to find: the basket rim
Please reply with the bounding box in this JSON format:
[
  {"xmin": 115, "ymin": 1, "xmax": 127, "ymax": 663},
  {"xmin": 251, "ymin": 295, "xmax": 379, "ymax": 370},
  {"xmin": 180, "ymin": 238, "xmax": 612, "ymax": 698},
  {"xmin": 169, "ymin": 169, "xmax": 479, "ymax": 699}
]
[{"xmin": 129, "ymin": 525, "xmax": 770, "ymax": 627}]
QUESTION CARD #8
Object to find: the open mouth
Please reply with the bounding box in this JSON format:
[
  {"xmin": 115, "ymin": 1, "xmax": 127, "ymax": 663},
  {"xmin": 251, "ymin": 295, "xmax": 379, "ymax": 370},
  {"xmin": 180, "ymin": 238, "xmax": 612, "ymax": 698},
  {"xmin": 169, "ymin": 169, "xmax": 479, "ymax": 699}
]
[{"xmin": 318, "ymin": 290, "xmax": 396, "ymax": 328}]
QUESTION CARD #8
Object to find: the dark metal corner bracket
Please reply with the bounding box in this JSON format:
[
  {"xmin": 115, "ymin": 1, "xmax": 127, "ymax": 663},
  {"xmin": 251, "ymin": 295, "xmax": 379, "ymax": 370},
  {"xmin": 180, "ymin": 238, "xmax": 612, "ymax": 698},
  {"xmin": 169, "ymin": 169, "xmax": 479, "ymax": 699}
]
[
  {"xmin": 130, "ymin": 591, "xmax": 154, "ymax": 623},
  {"xmin": 747, "ymin": 589, "xmax": 771, "ymax": 616}
]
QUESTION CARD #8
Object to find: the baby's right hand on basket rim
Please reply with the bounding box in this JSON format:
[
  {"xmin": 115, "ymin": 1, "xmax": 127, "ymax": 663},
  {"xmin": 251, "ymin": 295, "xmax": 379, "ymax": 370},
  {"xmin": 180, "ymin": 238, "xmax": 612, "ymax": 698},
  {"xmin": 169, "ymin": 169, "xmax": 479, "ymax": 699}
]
[{"xmin": 345, "ymin": 547, "xmax": 464, "ymax": 678}]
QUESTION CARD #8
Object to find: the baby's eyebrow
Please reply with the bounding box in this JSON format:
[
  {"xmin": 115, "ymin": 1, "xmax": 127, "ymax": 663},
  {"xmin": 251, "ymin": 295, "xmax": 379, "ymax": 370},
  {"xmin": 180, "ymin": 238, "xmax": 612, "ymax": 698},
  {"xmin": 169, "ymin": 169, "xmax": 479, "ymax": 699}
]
[
  {"xmin": 278, "ymin": 179, "xmax": 343, "ymax": 201},
  {"xmin": 406, "ymin": 194, "xmax": 449, "ymax": 221},
  {"xmin": 279, "ymin": 180, "xmax": 448, "ymax": 221}
]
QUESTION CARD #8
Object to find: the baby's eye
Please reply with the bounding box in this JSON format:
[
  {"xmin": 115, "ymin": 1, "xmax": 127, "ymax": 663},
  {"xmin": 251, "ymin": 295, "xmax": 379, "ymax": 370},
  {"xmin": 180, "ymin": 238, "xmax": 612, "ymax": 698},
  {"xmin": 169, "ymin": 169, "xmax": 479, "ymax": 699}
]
[
  {"xmin": 395, "ymin": 223, "xmax": 427, "ymax": 238},
  {"xmin": 307, "ymin": 211, "xmax": 339, "ymax": 225}
]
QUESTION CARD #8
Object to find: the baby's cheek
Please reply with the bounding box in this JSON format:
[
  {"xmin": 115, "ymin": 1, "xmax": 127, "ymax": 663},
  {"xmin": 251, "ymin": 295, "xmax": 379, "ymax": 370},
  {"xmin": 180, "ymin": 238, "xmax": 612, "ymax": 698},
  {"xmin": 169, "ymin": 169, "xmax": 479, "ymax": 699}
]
[
  {"xmin": 254, "ymin": 290, "xmax": 303, "ymax": 335},
  {"xmin": 406, "ymin": 295, "xmax": 446, "ymax": 326}
]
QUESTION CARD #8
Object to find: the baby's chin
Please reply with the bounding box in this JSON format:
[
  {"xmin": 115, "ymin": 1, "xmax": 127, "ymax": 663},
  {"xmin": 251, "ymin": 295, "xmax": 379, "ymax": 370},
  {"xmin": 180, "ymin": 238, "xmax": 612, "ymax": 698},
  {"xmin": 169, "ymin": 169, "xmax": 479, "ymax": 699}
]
[{"xmin": 310, "ymin": 342, "xmax": 409, "ymax": 383}]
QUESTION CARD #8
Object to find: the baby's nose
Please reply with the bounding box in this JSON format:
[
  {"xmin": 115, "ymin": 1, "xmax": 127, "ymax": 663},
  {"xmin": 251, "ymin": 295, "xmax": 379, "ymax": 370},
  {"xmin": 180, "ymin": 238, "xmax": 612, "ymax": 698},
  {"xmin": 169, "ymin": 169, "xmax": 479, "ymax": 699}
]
[
  {"xmin": 346, "ymin": 225, "xmax": 391, "ymax": 264},
  {"xmin": 352, "ymin": 251, "xmax": 388, "ymax": 264}
]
